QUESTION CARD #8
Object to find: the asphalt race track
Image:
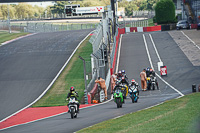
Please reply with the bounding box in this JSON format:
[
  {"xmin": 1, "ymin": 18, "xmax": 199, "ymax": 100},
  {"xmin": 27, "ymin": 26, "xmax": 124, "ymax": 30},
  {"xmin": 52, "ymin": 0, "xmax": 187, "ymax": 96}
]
[
  {"xmin": 1, "ymin": 31, "xmax": 200, "ymax": 133},
  {"xmin": 0, "ymin": 29, "xmax": 93, "ymax": 121}
]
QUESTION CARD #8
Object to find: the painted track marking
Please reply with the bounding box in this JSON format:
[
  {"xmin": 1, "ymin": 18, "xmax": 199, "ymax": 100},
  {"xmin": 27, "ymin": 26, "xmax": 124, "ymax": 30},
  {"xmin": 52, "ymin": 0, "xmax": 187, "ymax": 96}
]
[
  {"xmin": 181, "ymin": 31, "xmax": 200, "ymax": 50},
  {"xmin": 143, "ymin": 34, "xmax": 184, "ymax": 97},
  {"xmin": 149, "ymin": 34, "xmax": 162, "ymax": 62},
  {"xmin": 0, "ymin": 31, "xmax": 94, "ymax": 123}
]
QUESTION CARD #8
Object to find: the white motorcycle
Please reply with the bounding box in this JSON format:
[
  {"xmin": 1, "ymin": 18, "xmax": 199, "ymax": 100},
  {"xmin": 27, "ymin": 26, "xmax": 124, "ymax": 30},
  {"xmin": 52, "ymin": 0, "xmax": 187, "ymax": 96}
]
[{"xmin": 68, "ymin": 97, "xmax": 78, "ymax": 119}]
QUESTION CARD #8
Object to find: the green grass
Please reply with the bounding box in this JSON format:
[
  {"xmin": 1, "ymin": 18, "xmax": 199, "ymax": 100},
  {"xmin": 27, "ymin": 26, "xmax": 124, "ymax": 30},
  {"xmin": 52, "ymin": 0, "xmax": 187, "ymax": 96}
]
[
  {"xmin": 121, "ymin": 18, "xmax": 156, "ymax": 27},
  {"xmin": 148, "ymin": 18, "xmax": 155, "ymax": 26},
  {"xmin": 78, "ymin": 93, "xmax": 200, "ymax": 133},
  {"xmin": 32, "ymin": 36, "xmax": 93, "ymax": 107},
  {"xmin": 0, "ymin": 31, "xmax": 29, "ymax": 44}
]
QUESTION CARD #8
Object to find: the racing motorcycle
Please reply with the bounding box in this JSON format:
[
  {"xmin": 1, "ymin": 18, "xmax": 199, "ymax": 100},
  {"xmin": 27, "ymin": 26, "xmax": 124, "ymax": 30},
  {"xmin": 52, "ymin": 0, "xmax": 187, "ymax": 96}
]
[
  {"xmin": 121, "ymin": 83, "xmax": 129, "ymax": 99},
  {"xmin": 129, "ymin": 85, "xmax": 139, "ymax": 103},
  {"xmin": 113, "ymin": 87, "xmax": 124, "ymax": 108},
  {"xmin": 150, "ymin": 76, "xmax": 156, "ymax": 90},
  {"xmin": 68, "ymin": 97, "xmax": 78, "ymax": 119},
  {"xmin": 146, "ymin": 77, "xmax": 151, "ymax": 90}
]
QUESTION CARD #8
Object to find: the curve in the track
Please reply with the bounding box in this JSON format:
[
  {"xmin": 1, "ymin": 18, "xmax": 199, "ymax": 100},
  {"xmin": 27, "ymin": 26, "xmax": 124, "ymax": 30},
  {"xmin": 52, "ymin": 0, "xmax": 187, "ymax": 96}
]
[{"xmin": 1, "ymin": 31, "xmax": 199, "ymax": 133}]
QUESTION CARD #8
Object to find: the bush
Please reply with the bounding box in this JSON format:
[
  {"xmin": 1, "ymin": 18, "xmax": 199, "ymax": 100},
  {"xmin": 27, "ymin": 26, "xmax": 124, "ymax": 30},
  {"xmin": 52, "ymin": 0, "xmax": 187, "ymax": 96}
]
[
  {"xmin": 153, "ymin": 16, "xmax": 157, "ymax": 23},
  {"xmin": 155, "ymin": 0, "xmax": 176, "ymax": 24}
]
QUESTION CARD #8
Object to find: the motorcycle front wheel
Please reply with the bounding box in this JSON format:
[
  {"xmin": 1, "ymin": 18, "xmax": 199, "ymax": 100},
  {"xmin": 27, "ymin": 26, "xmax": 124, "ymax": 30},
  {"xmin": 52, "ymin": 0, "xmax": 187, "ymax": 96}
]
[{"xmin": 70, "ymin": 108, "xmax": 75, "ymax": 119}]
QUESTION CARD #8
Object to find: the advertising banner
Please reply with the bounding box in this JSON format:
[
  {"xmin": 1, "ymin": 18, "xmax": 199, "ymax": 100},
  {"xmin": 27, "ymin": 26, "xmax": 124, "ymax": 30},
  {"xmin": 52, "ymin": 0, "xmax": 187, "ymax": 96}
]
[{"xmin": 76, "ymin": 6, "xmax": 104, "ymax": 14}]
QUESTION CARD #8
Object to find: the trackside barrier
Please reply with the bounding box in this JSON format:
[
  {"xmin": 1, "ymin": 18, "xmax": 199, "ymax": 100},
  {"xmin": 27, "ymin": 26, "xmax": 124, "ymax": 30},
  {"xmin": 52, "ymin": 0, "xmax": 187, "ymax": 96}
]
[
  {"xmin": 130, "ymin": 27, "xmax": 137, "ymax": 32},
  {"xmin": 112, "ymin": 28, "xmax": 121, "ymax": 74},
  {"xmin": 90, "ymin": 83, "xmax": 98, "ymax": 103},
  {"xmin": 125, "ymin": 27, "xmax": 130, "ymax": 32},
  {"xmin": 119, "ymin": 25, "xmax": 162, "ymax": 34},
  {"xmin": 87, "ymin": 93, "xmax": 91, "ymax": 104},
  {"xmin": 191, "ymin": 24, "xmax": 197, "ymax": 29}
]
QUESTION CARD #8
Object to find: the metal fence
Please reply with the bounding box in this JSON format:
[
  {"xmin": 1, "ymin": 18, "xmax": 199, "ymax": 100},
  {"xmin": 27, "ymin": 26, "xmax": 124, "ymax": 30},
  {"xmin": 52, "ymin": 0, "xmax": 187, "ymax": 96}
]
[
  {"xmin": 118, "ymin": 19, "xmax": 149, "ymax": 28},
  {"xmin": 0, "ymin": 21, "xmax": 97, "ymax": 33}
]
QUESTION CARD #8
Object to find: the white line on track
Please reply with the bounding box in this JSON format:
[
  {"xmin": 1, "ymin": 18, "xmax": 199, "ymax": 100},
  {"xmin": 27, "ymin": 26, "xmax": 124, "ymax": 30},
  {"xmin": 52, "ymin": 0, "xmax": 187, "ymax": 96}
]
[
  {"xmin": 181, "ymin": 31, "xmax": 200, "ymax": 50},
  {"xmin": 149, "ymin": 34, "xmax": 162, "ymax": 62},
  {"xmin": 143, "ymin": 34, "xmax": 154, "ymax": 70},
  {"xmin": 0, "ymin": 31, "xmax": 94, "ymax": 124},
  {"xmin": 143, "ymin": 34, "xmax": 184, "ymax": 97}
]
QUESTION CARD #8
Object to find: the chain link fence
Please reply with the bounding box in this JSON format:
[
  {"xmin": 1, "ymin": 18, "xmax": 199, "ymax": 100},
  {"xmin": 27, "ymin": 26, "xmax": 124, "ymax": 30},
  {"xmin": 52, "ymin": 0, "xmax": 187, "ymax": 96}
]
[{"xmin": 0, "ymin": 21, "xmax": 97, "ymax": 33}]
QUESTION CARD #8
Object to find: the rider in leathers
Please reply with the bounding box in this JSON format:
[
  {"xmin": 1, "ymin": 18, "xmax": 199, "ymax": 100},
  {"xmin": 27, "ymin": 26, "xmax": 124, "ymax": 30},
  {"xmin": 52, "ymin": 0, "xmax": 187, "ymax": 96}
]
[{"xmin": 67, "ymin": 86, "xmax": 80, "ymax": 113}]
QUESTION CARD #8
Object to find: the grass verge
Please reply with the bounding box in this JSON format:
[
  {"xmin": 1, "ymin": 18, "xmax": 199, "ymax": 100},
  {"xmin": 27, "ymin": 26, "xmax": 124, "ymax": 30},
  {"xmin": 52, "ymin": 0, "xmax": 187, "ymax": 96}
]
[
  {"xmin": 77, "ymin": 93, "xmax": 200, "ymax": 133},
  {"xmin": 32, "ymin": 36, "xmax": 92, "ymax": 107},
  {"xmin": 0, "ymin": 31, "xmax": 29, "ymax": 44}
]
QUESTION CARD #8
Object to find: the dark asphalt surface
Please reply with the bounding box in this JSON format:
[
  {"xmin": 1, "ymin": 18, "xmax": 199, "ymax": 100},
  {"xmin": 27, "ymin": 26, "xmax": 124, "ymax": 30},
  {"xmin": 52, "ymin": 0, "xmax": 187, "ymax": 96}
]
[
  {"xmin": 1, "ymin": 31, "xmax": 200, "ymax": 133},
  {"xmin": 0, "ymin": 29, "xmax": 93, "ymax": 121}
]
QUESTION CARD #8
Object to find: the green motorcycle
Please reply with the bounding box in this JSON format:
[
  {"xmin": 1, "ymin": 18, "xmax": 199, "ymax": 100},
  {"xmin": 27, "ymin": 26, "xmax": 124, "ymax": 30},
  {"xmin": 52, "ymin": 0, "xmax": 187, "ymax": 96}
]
[{"xmin": 113, "ymin": 87, "xmax": 124, "ymax": 108}]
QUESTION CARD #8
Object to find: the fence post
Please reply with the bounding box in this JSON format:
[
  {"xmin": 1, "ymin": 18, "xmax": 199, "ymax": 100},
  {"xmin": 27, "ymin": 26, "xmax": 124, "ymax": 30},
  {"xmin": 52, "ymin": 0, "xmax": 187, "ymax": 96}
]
[
  {"xmin": 79, "ymin": 56, "xmax": 88, "ymax": 104},
  {"xmin": 43, "ymin": 23, "xmax": 45, "ymax": 32},
  {"xmin": 20, "ymin": 23, "xmax": 22, "ymax": 32},
  {"xmin": 27, "ymin": 22, "xmax": 29, "ymax": 32},
  {"xmin": 35, "ymin": 23, "xmax": 37, "ymax": 32}
]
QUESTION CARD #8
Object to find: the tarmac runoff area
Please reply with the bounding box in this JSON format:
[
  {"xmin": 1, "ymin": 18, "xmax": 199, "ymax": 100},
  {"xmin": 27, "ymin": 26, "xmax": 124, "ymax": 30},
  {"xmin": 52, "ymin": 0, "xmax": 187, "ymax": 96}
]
[{"xmin": 168, "ymin": 30, "xmax": 200, "ymax": 66}]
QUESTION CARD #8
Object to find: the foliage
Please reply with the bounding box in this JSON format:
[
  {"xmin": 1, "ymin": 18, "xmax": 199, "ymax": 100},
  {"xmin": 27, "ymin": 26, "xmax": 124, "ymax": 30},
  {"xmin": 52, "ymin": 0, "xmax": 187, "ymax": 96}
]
[
  {"xmin": 118, "ymin": 0, "xmax": 159, "ymax": 16},
  {"xmin": 0, "ymin": 4, "xmax": 15, "ymax": 19},
  {"xmin": 0, "ymin": 3, "xmax": 44, "ymax": 20},
  {"xmin": 155, "ymin": 0, "xmax": 176, "ymax": 24}
]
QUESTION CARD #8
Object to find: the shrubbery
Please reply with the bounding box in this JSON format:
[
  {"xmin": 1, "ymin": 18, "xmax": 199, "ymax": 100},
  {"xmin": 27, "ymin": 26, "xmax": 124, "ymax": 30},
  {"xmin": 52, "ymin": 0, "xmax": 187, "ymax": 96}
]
[{"xmin": 155, "ymin": 0, "xmax": 177, "ymax": 24}]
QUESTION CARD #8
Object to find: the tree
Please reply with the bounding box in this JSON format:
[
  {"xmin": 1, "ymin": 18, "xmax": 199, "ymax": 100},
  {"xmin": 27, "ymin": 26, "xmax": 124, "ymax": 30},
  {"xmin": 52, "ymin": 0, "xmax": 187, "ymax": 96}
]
[
  {"xmin": 155, "ymin": 0, "xmax": 176, "ymax": 24},
  {"xmin": 0, "ymin": 4, "xmax": 15, "ymax": 19}
]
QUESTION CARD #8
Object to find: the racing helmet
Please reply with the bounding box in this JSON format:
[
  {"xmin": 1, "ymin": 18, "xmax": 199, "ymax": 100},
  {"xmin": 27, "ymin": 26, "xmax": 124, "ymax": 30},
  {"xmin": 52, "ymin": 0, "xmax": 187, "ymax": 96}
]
[
  {"xmin": 118, "ymin": 71, "xmax": 122, "ymax": 74},
  {"xmin": 146, "ymin": 67, "xmax": 150, "ymax": 71},
  {"xmin": 121, "ymin": 70, "xmax": 125, "ymax": 74},
  {"xmin": 131, "ymin": 79, "xmax": 136, "ymax": 84},
  {"xmin": 70, "ymin": 86, "xmax": 75, "ymax": 92}
]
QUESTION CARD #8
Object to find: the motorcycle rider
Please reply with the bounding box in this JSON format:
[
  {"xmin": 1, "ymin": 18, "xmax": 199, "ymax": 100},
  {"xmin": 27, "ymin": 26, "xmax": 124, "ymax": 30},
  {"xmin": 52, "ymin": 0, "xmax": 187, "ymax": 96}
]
[
  {"xmin": 146, "ymin": 67, "xmax": 151, "ymax": 77},
  {"xmin": 117, "ymin": 71, "xmax": 123, "ymax": 80},
  {"xmin": 121, "ymin": 76, "xmax": 129, "ymax": 87},
  {"xmin": 112, "ymin": 80, "xmax": 122, "ymax": 93},
  {"xmin": 121, "ymin": 70, "xmax": 128, "ymax": 79},
  {"xmin": 66, "ymin": 86, "xmax": 80, "ymax": 113},
  {"xmin": 112, "ymin": 80, "xmax": 124, "ymax": 103},
  {"xmin": 129, "ymin": 79, "xmax": 139, "ymax": 95},
  {"xmin": 150, "ymin": 70, "xmax": 159, "ymax": 90}
]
